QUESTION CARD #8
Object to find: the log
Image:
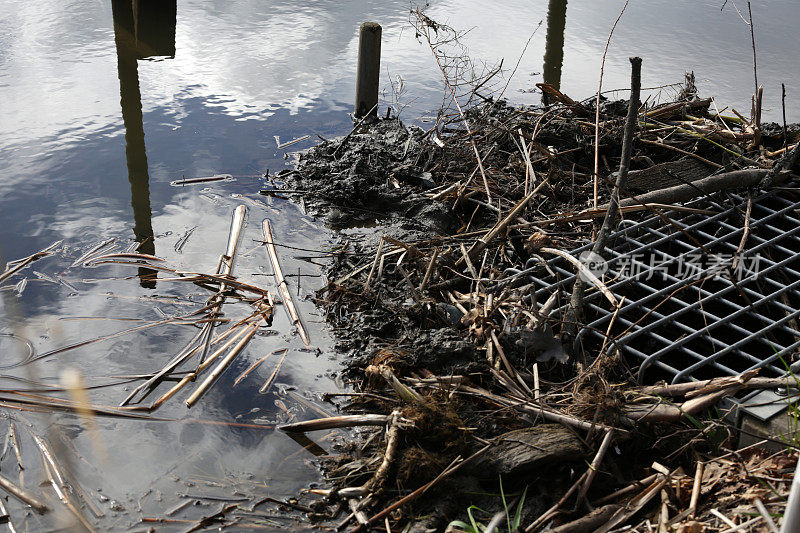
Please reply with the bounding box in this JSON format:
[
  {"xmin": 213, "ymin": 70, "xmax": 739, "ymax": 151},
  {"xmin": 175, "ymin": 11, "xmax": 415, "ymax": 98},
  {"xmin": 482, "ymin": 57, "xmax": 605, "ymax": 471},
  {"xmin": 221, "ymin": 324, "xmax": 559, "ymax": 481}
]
[
  {"xmin": 470, "ymin": 425, "xmax": 585, "ymax": 477},
  {"xmin": 615, "ymin": 168, "xmax": 770, "ymax": 208}
]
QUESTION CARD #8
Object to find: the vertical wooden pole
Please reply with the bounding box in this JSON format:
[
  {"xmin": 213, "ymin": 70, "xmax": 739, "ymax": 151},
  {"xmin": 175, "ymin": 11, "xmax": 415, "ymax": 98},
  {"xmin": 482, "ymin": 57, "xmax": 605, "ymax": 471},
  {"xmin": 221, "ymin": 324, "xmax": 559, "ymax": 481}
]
[{"xmin": 355, "ymin": 22, "xmax": 382, "ymax": 118}]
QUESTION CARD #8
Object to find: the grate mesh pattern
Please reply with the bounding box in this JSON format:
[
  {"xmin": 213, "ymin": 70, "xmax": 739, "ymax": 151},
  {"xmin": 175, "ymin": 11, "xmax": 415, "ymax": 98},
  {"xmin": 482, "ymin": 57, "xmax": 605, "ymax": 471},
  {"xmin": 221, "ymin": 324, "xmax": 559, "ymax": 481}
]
[{"xmin": 532, "ymin": 189, "xmax": 800, "ymax": 384}]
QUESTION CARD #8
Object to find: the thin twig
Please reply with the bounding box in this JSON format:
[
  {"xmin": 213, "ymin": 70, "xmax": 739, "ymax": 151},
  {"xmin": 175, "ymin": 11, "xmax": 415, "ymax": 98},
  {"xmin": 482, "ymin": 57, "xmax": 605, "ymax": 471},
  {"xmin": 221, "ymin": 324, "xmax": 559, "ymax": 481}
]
[{"xmin": 592, "ymin": 0, "xmax": 631, "ymax": 208}]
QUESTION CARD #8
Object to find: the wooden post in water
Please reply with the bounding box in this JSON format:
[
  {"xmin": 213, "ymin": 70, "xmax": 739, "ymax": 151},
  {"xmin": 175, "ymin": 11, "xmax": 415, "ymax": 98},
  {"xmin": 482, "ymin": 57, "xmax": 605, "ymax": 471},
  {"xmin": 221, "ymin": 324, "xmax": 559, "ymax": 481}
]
[{"xmin": 354, "ymin": 22, "xmax": 382, "ymax": 118}]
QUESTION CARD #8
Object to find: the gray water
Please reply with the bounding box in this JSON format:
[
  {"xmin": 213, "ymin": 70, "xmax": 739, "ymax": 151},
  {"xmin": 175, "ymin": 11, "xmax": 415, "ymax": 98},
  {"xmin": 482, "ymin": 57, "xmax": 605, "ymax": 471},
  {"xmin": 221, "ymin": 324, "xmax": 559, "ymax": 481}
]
[{"xmin": 0, "ymin": 0, "xmax": 798, "ymax": 529}]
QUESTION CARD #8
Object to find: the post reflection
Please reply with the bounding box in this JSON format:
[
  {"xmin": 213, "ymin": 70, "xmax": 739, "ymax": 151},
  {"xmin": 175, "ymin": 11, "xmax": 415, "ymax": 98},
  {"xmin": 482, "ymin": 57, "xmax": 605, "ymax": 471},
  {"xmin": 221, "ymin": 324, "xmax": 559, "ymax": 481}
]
[
  {"xmin": 542, "ymin": 0, "xmax": 568, "ymax": 104},
  {"xmin": 111, "ymin": 0, "xmax": 177, "ymax": 288}
]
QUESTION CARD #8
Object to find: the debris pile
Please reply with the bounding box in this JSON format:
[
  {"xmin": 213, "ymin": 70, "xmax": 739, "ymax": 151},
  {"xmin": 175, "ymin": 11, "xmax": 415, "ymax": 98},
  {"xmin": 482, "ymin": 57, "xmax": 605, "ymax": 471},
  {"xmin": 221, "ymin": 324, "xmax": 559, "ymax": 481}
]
[{"xmin": 277, "ymin": 50, "xmax": 800, "ymax": 530}]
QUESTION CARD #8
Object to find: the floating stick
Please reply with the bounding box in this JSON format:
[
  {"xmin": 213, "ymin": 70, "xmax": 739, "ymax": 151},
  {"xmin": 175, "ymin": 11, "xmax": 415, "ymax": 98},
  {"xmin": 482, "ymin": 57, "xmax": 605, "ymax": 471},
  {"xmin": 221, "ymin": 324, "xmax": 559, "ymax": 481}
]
[
  {"xmin": 185, "ymin": 318, "xmax": 265, "ymax": 407},
  {"xmin": 0, "ymin": 472, "xmax": 48, "ymax": 514},
  {"xmin": 259, "ymin": 348, "xmax": 290, "ymax": 394},
  {"xmin": 262, "ymin": 219, "xmax": 309, "ymax": 346},
  {"xmin": 233, "ymin": 349, "xmax": 285, "ymax": 387},
  {"xmin": 198, "ymin": 205, "xmax": 248, "ymax": 365}
]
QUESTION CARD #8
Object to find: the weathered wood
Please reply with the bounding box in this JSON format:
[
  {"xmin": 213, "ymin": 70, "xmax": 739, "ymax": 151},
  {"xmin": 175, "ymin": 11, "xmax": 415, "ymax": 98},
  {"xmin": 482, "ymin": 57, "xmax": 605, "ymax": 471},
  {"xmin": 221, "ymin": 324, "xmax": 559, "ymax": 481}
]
[
  {"xmin": 645, "ymin": 97, "xmax": 712, "ymax": 119},
  {"xmin": 355, "ymin": 22, "xmax": 381, "ymax": 118},
  {"xmin": 471, "ymin": 424, "xmax": 585, "ymax": 477},
  {"xmin": 624, "ymin": 158, "xmax": 714, "ymax": 194},
  {"xmin": 640, "ymin": 375, "xmax": 796, "ymax": 398}
]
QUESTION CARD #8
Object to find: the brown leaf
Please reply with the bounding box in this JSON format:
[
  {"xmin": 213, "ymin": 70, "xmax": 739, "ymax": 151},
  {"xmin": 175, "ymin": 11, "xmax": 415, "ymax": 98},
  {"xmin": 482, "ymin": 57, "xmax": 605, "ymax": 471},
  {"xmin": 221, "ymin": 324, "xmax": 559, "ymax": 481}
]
[{"xmin": 523, "ymin": 231, "xmax": 552, "ymax": 253}]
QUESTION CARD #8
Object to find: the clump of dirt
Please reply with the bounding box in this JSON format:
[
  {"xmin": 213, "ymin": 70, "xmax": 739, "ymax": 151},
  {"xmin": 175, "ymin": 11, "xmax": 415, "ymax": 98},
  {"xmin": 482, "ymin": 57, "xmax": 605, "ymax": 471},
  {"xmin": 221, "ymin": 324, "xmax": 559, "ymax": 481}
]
[
  {"xmin": 402, "ymin": 400, "xmax": 465, "ymax": 446},
  {"xmin": 396, "ymin": 447, "xmax": 449, "ymax": 487},
  {"xmin": 286, "ymin": 118, "xmax": 455, "ymax": 235}
]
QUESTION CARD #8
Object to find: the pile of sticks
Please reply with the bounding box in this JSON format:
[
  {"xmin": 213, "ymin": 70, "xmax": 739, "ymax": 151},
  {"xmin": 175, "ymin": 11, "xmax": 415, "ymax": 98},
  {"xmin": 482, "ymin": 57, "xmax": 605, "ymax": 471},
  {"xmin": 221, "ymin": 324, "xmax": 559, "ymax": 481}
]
[{"xmin": 287, "ymin": 45, "xmax": 800, "ymax": 531}]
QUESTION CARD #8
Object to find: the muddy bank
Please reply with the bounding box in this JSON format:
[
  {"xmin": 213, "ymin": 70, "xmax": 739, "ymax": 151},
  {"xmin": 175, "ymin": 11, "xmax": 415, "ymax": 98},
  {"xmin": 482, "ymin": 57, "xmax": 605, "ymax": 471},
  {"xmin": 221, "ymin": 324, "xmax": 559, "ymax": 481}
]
[
  {"xmin": 276, "ymin": 84, "xmax": 800, "ymax": 531},
  {"xmin": 278, "ymin": 119, "xmax": 455, "ymax": 237}
]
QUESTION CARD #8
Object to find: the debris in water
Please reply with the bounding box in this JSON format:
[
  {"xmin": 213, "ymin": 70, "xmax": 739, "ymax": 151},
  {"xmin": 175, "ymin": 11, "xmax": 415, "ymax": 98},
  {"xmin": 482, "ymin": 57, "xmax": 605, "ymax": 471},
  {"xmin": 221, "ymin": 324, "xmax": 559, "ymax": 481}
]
[{"xmin": 170, "ymin": 175, "xmax": 232, "ymax": 186}]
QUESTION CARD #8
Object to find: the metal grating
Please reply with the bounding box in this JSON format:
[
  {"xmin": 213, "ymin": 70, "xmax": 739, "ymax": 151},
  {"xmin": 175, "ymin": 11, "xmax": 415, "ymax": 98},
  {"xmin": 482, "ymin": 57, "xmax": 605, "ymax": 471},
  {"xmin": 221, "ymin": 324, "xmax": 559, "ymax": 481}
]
[{"xmin": 532, "ymin": 189, "xmax": 800, "ymax": 384}]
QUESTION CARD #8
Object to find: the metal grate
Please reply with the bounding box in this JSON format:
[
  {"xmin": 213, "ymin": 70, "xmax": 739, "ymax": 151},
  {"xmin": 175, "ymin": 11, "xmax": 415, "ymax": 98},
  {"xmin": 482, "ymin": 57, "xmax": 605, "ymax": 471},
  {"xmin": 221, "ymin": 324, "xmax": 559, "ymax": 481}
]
[{"xmin": 532, "ymin": 189, "xmax": 800, "ymax": 384}]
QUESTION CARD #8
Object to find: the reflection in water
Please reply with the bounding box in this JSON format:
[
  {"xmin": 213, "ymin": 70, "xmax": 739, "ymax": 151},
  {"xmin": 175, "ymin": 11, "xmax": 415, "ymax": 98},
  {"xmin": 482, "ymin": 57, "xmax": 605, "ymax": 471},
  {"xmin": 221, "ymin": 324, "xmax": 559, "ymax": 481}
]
[
  {"xmin": 112, "ymin": 0, "xmax": 177, "ymax": 287},
  {"xmin": 542, "ymin": 0, "xmax": 568, "ymax": 102}
]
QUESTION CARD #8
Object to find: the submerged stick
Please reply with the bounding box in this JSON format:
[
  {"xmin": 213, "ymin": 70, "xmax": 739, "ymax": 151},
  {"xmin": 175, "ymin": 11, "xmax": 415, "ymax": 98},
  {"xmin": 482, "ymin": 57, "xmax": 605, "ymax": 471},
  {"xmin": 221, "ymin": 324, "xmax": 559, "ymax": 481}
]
[
  {"xmin": 0, "ymin": 496, "xmax": 17, "ymax": 533},
  {"xmin": 32, "ymin": 435, "xmax": 94, "ymax": 531},
  {"xmin": 0, "ymin": 472, "xmax": 49, "ymax": 514},
  {"xmin": 233, "ymin": 349, "xmax": 284, "ymax": 387},
  {"xmin": 9, "ymin": 422, "xmax": 23, "ymax": 488},
  {"xmin": 259, "ymin": 348, "xmax": 289, "ymax": 394},
  {"xmin": 32, "ymin": 315, "xmax": 188, "ymax": 363},
  {"xmin": 262, "ymin": 219, "xmax": 310, "ymax": 346}
]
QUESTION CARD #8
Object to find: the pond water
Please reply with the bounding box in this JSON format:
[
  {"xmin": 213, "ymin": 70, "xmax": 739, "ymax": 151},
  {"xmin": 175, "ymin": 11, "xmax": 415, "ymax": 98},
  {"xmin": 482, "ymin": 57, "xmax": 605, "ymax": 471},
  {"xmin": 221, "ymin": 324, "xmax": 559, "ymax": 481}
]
[{"xmin": 0, "ymin": 0, "xmax": 798, "ymax": 529}]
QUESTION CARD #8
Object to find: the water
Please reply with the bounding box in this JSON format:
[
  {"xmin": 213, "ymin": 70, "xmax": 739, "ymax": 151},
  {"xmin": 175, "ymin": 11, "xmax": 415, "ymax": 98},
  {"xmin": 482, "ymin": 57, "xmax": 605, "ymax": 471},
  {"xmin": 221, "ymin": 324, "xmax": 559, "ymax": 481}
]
[{"xmin": 0, "ymin": 0, "xmax": 798, "ymax": 529}]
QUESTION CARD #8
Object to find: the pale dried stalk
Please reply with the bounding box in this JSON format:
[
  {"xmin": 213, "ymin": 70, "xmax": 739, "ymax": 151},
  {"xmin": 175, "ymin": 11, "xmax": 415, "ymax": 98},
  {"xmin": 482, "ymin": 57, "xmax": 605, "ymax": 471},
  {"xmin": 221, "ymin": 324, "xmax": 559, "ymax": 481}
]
[
  {"xmin": 263, "ymin": 219, "xmax": 309, "ymax": 346},
  {"xmin": 185, "ymin": 318, "xmax": 265, "ymax": 407},
  {"xmin": 364, "ymin": 236, "xmax": 385, "ymax": 289},
  {"xmin": 689, "ymin": 462, "xmax": 704, "ymax": 519},
  {"xmin": 541, "ymin": 247, "xmax": 618, "ymax": 306},
  {"xmin": 364, "ymin": 411, "xmax": 402, "ymax": 494},
  {"xmin": 0, "ymin": 472, "xmax": 49, "ymax": 514},
  {"xmin": 460, "ymin": 178, "xmax": 549, "ymax": 266},
  {"xmin": 259, "ymin": 348, "xmax": 290, "ymax": 394},
  {"xmin": 279, "ymin": 414, "xmax": 390, "ymax": 433},
  {"xmin": 576, "ymin": 428, "xmax": 616, "ymax": 506},
  {"xmin": 150, "ymin": 318, "xmax": 257, "ymax": 410},
  {"xmin": 198, "ymin": 204, "xmax": 248, "ymax": 365},
  {"xmin": 419, "ymin": 247, "xmax": 439, "ymax": 291}
]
